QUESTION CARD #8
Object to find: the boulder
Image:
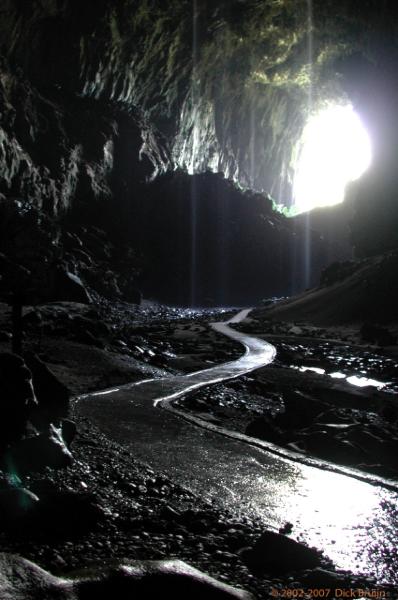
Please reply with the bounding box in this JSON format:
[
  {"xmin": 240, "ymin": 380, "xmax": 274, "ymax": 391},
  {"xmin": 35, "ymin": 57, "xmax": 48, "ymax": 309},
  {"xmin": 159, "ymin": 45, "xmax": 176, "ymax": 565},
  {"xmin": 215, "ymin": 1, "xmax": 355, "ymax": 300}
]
[
  {"xmin": 61, "ymin": 419, "xmax": 77, "ymax": 448},
  {"xmin": 0, "ymin": 553, "xmax": 72, "ymax": 600},
  {"xmin": 288, "ymin": 325, "xmax": 303, "ymax": 335},
  {"xmin": 73, "ymin": 329, "xmax": 105, "ymax": 348},
  {"xmin": 241, "ymin": 530, "xmax": 324, "ymax": 575},
  {"xmin": 0, "ymin": 488, "xmax": 39, "ymax": 522},
  {"xmin": 245, "ymin": 417, "xmax": 283, "ymax": 444},
  {"xmin": 24, "ymin": 352, "xmax": 70, "ymax": 427},
  {"xmin": 30, "ymin": 491, "xmax": 105, "ymax": 537},
  {"xmin": 302, "ymin": 431, "xmax": 365, "ymax": 465},
  {"xmin": 2, "ymin": 425, "xmax": 73, "ymax": 475},
  {"xmin": 71, "ymin": 315, "xmax": 109, "ymax": 338},
  {"xmin": 360, "ymin": 322, "xmax": 396, "ymax": 346},
  {"xmin": 276, "ymin": 390, "xmax": 329, "ymax": 429},
  {"xmin": 0, "ymin": 554, "xmax": 254, "ymax": 600},
  {"xmin": 53, "ymin": 268, "xmax": 91, "ymax": 304},
  {"xmin": 0, "ymin": 353, "xmax": 37, "ymax": 450}
]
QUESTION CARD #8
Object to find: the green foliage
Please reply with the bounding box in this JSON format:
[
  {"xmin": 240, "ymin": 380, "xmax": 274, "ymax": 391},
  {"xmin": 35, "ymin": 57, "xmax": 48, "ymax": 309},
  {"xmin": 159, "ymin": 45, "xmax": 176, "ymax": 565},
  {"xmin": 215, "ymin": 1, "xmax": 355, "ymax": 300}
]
[{"xmin": 271, "ymin": 199, "xmax": 296, "ymax": 218}]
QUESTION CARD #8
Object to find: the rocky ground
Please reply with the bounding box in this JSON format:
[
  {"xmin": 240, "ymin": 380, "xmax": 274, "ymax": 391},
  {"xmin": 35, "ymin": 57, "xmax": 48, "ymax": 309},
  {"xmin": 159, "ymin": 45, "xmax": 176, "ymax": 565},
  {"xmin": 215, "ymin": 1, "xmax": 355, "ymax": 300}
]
[
  {"xmin": 175, "ymin": 312, "xmax": 398, "ymax": 482},
  {"xmin": 0, "ymin": 300, "xmax": 396, "ymax": 599},
  {"xmin": 0, "ymin": 300, "xmax": 241, "ymax": 394}
]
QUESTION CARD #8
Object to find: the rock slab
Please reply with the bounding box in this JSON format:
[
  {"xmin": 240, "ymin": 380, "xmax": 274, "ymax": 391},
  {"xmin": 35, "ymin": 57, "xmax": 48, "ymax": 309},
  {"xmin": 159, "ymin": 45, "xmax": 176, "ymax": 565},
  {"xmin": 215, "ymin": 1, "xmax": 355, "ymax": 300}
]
[{"xmin": 0, "ymin": 554, "xmax": 254, "ymax": 600}]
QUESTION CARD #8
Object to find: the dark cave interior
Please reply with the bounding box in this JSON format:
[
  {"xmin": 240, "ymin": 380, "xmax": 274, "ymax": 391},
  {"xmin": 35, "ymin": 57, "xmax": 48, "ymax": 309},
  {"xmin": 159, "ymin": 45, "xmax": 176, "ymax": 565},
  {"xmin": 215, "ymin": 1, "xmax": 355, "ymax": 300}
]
[
  {"xmin": 1, "ymin": 1, "xmax": 398, "ymax": 598},
  {"xmin": 1, "ymin": 0, "xmax": 398, "ymax": 308}
]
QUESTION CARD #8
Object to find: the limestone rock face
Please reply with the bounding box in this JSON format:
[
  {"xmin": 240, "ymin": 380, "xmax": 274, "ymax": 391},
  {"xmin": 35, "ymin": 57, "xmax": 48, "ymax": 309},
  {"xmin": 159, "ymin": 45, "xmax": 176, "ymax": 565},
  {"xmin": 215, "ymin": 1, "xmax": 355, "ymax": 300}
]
[
  {"xmin": 0, "ymin": 59, "xmax": 170, "ymax": 216},
  {"xmin": 0, "ymin": 554, "xmax": 254, "ymax": 600}
]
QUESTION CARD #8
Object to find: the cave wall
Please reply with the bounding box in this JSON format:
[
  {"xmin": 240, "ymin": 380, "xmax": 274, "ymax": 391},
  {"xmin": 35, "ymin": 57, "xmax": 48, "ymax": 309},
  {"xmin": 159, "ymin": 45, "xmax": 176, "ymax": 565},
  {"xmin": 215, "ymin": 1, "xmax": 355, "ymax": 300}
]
[
  {"xmin": 0, "ymin": 56, "xmax": 169, "ymax": 217},
  {"xmin": 2, "ymin": 0, "xmax": 398, "ymax": 211},
  {"xmin": 0, "ymin": 49, "xmax": 170, "ymax": 304},
  {"xmin": 0, "ymin": 0, "xmax": 372, "ymax": 205},
  {"xmin": 1, "ymin": 0, "xmax": 398, "ymax": 305},
  {"xmin": 0, "ymin": 59, "xmax": 112, "ymax": 215}
]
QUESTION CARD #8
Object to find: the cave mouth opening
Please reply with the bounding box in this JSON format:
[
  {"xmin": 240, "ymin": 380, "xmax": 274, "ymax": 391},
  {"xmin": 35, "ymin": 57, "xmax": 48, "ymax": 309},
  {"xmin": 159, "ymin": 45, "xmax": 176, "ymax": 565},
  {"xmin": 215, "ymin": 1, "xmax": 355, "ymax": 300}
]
[{"xmin": 291, "ymin": 104, "xmax": 372, "ymax": 215}]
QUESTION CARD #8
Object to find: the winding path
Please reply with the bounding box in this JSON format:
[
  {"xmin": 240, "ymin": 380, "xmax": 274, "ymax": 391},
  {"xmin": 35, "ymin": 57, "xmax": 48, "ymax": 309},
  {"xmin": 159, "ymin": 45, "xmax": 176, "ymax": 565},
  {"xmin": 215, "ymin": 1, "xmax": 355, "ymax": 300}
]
[{"xmin": 76, "ymin": 309, "xmax": 398, "ymax": 585}]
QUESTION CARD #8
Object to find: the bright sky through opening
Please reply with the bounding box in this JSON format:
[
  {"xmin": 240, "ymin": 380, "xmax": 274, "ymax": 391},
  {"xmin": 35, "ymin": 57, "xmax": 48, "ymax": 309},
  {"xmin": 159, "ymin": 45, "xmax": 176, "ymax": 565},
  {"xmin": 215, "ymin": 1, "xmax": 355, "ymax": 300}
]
[{"xmin": 292, "ymin": 105, "xmax": 372, "ymax": 214}]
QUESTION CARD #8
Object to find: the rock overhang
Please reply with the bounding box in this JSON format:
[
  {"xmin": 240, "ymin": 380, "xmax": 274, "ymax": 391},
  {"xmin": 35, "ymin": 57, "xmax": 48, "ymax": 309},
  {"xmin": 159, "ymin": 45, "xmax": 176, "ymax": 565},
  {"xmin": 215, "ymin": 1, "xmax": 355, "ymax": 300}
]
[{"xmin": 1, "ymin": 0, "xmax": 397, "ymax": 205}]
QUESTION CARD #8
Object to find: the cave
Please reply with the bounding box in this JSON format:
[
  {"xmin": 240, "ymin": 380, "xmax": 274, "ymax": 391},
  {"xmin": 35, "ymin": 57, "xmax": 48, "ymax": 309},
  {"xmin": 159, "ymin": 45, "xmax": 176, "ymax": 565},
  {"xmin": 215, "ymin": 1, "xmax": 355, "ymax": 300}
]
[{"xmin": 0, "ymin": 1, "xmax": 398, "ymax": 598}]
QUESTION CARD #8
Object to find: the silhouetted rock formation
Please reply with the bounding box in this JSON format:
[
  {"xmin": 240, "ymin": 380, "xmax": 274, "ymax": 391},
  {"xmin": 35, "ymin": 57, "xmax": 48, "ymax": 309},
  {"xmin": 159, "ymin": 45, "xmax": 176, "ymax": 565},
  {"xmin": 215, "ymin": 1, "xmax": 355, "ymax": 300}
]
[{"xmin": 241, "ymin": 531, "xmax": 325, "ymax": 576}]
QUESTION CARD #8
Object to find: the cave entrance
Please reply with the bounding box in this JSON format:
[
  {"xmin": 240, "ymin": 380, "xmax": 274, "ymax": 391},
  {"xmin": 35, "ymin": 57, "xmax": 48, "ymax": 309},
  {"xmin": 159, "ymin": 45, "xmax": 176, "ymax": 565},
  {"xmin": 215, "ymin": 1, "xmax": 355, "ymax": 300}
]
[{"xmin": 291, "ymin": 104, "xmax": 372, "ymax": 214}]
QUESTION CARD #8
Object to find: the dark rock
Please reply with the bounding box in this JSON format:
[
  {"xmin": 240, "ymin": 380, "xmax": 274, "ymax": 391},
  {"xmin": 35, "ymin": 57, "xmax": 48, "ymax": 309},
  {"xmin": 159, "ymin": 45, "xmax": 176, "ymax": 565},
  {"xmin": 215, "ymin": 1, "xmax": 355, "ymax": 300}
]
[
  {"xmin": 73, "ymin": 329, "xmax": 105, "ymax": 348},
  {"xmin": 286, "ymin": 441, "xmax": 307, "ymax": 454},
  {"xmin": 316, "ymin": 410, "xmax": 357, "ymax": 425},
  {"xmin": 73, "ymin": 249, "xmax": 93, "ymax": 266},
  {"xmin": 2, "ymin": 425, "xmax": 73, "ymax": 475},
  {"xmin": 61, "ymin": 419, "xmax": 77, "ymax": 448},
  {"xmin": 360, "ymin": 322, "xmax": 396, "ymax": 346},
  {"xmin": 278, "ymin": 522, "xmax": 293, "ymax": 535},
  {"xmin": 381, "ymin": 401, "xmax": 398, "ymax": 423},
  {"xmin": 345, "ymin": 428, "xmax": 386, "ymax": 453},
  {"xmin": 245, "ymin": 417, "xmax": 283, "ymax": 444},
  {"xmin": 24, "ymin": 352, "xmax": 70, "ymax": 427},
  {"xmin": 160, "ymin": 505, "xmax": 181, "ymax": 521},
  {"xmin": 0, "ymin": 488, "xmax": 39, "ymax": 522},
  {"xmin": 63, "ymin": 232, "xmax": 83, "ymax": 251},
  {"xmin": 320, "ymin": 261, "xmax": 358, "ymax": 286},
  {"xmin": 71, "ymin": 315, "xmax": 109, "ymax": 338},
  {"xmin": 53, "ymin": 268, "xmax": 91, "ymax": 304},
  {"xmin": 241, "ymin": 530, "xmax": 324, "ymax": 575},
  {"xmin": 122, "ymin": 284, "xmax": 142, "ymax": 305},
  {"xmin": 21, "ymin": 309, "xmax": 43, "ymax": 327},
  {"xmin": 0, "ymin": 201, "xmax": 60, "ymax": 307},
  {"xmin": 276, "ymin": 390, "xmax": 329, "ymax": 429},
  {"xmin": 0, "ymin": 554, "xmax": 253, "ymax": 600},
  {"xmin": 301, "ymin": 430, "xmax": 364, "ymax": 465},
  {"xmin": 85, "ymin": 269, "xmax": 121, "ymax": 300},
  {"xmin": 30, "ymin": 491, "xmax": 105, "ymax": 537},
  {"xmin": 0, "ymin": 352, "xmax": 37, "ymax": 450},
  {"xmin": 0, "ymin": 330, "xmax": 11, "ymax": 342},
  {"xmin": 346, "ymin": 429, "xmax": 398, "ymax": 468}
]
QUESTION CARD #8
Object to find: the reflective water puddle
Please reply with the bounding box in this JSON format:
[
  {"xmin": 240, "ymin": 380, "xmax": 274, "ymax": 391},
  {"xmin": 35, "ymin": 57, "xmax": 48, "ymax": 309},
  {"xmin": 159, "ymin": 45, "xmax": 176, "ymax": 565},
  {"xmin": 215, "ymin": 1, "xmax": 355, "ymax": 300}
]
[{"xmin": 295, "ymin": 366, "xmax": 389, "ymax": 390}]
